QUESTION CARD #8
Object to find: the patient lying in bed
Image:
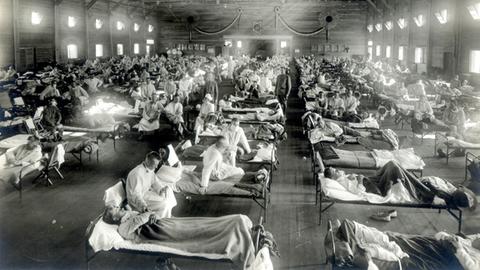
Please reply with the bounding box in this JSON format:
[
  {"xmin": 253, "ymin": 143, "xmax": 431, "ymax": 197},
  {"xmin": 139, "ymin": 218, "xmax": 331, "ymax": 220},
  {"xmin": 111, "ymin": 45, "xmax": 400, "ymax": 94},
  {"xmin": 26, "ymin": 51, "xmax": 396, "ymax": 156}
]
[
  {"xmin": 323, "ymin": 161, "xmax": 477, "ymax": 207},
  {"xmin": 102, "ymin": 205, "xmax": 256, "ymax": 270}
]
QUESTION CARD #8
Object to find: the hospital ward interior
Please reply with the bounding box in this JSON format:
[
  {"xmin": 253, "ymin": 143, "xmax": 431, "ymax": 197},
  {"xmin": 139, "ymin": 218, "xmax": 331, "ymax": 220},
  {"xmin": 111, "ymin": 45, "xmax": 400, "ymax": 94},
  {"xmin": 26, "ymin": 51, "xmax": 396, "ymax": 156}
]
[{"xmin": 2, "ymin": 0, "xmax": 480, "ymax": 269}]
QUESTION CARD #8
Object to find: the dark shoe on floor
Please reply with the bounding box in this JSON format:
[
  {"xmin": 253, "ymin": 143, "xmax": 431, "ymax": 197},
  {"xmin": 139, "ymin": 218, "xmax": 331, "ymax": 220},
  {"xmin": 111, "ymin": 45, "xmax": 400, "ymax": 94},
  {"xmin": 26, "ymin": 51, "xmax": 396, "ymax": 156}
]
[{"xmin": 437, "ymin": 149, "xmax": 446, "ymax": 158}]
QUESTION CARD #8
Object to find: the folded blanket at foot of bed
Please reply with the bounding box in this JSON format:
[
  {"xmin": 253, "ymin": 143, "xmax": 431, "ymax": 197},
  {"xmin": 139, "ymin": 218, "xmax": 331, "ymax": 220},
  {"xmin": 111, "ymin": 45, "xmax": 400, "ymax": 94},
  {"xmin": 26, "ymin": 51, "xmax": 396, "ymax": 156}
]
[{"xmin": 328, "ymin": 219, "xmax": 479, "ymax": 270}]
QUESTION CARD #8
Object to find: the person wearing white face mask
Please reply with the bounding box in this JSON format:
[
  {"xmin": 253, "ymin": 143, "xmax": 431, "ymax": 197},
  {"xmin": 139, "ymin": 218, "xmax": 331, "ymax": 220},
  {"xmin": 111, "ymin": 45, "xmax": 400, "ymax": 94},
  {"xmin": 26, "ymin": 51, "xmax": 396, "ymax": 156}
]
[
  {"xmin": 221, "ymin": 118, "xmax": 251, "ymax": 167},
  {"xmin": 194, "ymin": 94, "xmax": 215, "ymax": 143}
]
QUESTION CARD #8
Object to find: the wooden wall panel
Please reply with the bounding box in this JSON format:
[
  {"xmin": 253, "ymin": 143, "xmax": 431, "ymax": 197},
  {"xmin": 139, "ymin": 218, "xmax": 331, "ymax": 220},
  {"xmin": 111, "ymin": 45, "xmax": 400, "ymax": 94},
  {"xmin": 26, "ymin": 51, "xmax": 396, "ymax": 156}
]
[{"xmin": 0, "ymin": 0, "xmax": 14, "ymax": 67}]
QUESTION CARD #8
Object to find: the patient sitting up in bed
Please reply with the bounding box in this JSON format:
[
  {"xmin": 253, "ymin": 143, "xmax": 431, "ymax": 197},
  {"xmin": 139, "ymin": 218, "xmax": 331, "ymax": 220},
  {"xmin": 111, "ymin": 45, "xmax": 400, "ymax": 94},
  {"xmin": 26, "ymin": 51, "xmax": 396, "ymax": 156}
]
[
  {"xmin": 126, "ymin": 151, "xmax": 177, "ymax": 218},
  {"xmin": 324, "ymin": 161, "xmax": 477, "ymax": 208},
  {"xmin": 102, "ymin": 205, "xmax": 256, "ymax": 270},
  {"xmin": 0, "ymin": 135, "xmax": 43, "ymax": 189},
  {"xmin": 222, "ymin": 118, "xmax": 251, "ymax": 166},
  {"xmin": 200, "ymin": 136, "xmax": 245, "ymax": 194}
]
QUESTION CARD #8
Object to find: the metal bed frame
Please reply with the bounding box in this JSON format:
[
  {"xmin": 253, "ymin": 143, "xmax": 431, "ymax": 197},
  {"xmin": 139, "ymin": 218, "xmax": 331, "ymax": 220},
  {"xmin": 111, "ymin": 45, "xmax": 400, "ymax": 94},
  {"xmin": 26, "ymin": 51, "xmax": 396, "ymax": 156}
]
[
  {"xmin": 84, "ymin": 215, "xmax": 266, "ymax": 270},
  {"xmin": 465, "ymin": 152, "xmax": 479, "ymax": 182},
  {"xmin": 315, "ymin": 172, "xmax": 464, "ymax": 233},
  {"xmin": 434, "ymin": 132, "xmax": 480, "ymax": 165}
]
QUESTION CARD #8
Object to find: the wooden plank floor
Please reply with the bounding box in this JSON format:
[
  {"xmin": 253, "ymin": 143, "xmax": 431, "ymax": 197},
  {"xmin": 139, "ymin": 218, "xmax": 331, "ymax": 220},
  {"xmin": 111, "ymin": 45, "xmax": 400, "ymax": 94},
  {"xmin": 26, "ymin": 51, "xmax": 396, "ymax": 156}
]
[{"xmin": 1, "ymin": 62, "xmax": 479, "ymax": 270}]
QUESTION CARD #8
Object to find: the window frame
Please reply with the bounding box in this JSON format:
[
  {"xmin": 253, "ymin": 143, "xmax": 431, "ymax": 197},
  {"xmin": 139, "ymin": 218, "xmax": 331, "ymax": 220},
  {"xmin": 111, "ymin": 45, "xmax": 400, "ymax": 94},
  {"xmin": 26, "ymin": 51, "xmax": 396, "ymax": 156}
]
[
  {"xmin": 67, "ymin": 44, "xmax": 78, "ymax": 59},
  {"xmin": 469, "ymin": 50, "xmax": 480, "ymax": 74},
  {"xmin": 95, "ymin": 44, "xmax": 103, "ymax": 58},
  {"xmin": 116, "ymin": 44, "xmax": 124, "ymax": 56}
]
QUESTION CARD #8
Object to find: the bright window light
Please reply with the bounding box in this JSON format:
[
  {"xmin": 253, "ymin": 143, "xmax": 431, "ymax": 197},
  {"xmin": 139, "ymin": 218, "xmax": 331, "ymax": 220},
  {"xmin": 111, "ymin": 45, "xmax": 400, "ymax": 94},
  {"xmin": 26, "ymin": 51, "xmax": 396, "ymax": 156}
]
[
  {"xmin": 95, "ymin": 19, "xmax": 103, "ymax": 29},
  {"xmin": 384, "ymin": 21, "xmax": 393, "ymax": 31},
  {"xmin": 468, "ymin": 3, "xmax": 480, "ymax": 20},
  {"xmin": 414, "ymin": 14, "xmax": 425, "ymax": 27},
  {"xmin": 134, "ymin": 43, "xmax": 140, "ymax": 54},
  {"xmin": 148, "ymin": 24, "xmax": 154, "ymax": 32},
  {"xmin": 68, "ymin": 16, "xmax": 76, "ymax": 28},
  {"xmin": 367, "ymin": 40, "xmax": 373, "ymax": 46},
  {"xmin": 237, "ymin": 41, "xmax": 242, "ymax": 48},
  {"xmin": 95, "ymin": 44, "xmax": 103, "ymax": 57},
  {"xmin": 134, "ymin": 23, "xmax": 140, "ymax": 32},
  {"xmin": 67, "ymin": 44, "xmax": 78, "ymax": 59},
  {"xmin": 117, "ymin": 44, "xmax": 124, "ymax": 56},
  {"xmin": 224, "ymin": 40, "xmax": 232, "ymax": 47},
  {"xmin": 376, "ymin": 45, "xmax": 381, "ymax": 56},
  {"xmin": 280, "ymin": 41, "xmax": 287, "ymax": 48},
  {"xmin": 375, "ymin": 23, "xmax": 382, "ymax": 32},
  {"xmin": 116, "ymin": 21, "xmax": 125, "ymax": 31},
  {"xmin": 398, "ymin": 46, "xmax": 405, "ymax": 61},
  {"xmin": 146, "ymin": 45, "xmax": 151, "ymax": 56},
  {"xmin": 367, "ymin": 47, "xmax": 373, "ymax": 60},
  {"xmin": 146, "ymin": 39, "xmax": 154, "ymax": 45},
  {"xmin": 397, "ymin": 18, "xmax": 407, "ymax": 29},
  {"xmin": 386, "ymin": 46, "xmax": 391, "ymax": 58},
  {"xmin": 367, "ymin": 24, "xmax": 373, "ymax": 32},
  {"xmin": 31, "ymin": 11, "xmax": 42, "ymax": 25},
  {"xmin": 470, "ymin": 50, "xmax": 480, "ymax": 73},
  {"xmin": 435, "ymin": 9, "xmax": 448, "ymax": 24},
  {"xmin": 415, "ymin": 47, "xmax": 425, "ymax": 63}
]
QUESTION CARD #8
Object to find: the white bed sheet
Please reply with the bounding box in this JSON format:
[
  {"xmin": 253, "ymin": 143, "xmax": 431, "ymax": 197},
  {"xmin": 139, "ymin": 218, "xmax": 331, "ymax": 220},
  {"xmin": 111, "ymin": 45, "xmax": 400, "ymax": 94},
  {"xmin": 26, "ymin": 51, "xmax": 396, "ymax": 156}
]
[{"xmin": 0, "ymin": 134, "xmax": 31, "ymax": 149}]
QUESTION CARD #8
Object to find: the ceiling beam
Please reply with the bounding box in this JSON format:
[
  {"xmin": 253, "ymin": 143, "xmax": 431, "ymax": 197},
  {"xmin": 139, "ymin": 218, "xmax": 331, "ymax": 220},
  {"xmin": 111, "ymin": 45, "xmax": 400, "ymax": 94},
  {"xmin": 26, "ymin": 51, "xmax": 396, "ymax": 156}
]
[
  {"xmin": 366, "ymin": 0, "xmax": 382, "ymax": 14},
  {"xmin": 379, "ymin": 0, "xmax": 393, "ymax": 11},
  {"xmin": 86, "ymin": 0, "xmax": 99, "ymax": 10}
]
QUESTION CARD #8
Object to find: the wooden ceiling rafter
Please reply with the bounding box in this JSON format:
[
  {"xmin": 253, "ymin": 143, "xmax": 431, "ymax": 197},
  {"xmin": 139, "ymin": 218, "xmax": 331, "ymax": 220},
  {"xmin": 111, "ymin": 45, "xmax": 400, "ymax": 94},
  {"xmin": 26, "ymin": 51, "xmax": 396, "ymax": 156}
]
[{"xmin": 365, "ymin": 0, "xmax": 382, "ymax": 15}]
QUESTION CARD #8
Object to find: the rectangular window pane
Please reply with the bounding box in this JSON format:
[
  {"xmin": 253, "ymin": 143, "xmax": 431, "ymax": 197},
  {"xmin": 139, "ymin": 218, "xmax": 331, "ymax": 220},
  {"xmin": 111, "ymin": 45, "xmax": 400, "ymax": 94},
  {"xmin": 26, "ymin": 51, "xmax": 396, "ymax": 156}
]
[
  {"xmin": 376, "ymin": 45, "xmax": 381, "ymax": 56},
  {"xmin": 67, "ymin": 44, "xmax": 78, "ymax": 59},
  {"xmin": 415, "ymin": 47, "xmax": 425, "ymax": 63},
  {"xmin": 367, "ymin": 47, "xmax": 373, "ymax": 60},
  {"xmin": 134, "ymin": 43, "xmax": 140, "ymax": 54},
  {"xmin": 95, "ymin": 44, "xmax": 103, "ymax": 57},
  {"xmin": 386, "ymin": 46, "xmax": 391, "ymax": 58},
  {"xmin": 470, "ymin": 50, "xmax": 480, "ymax": 73},
  {"xmin": 117, "ymin": 44, "xmax": 124, "ymax": 56},
  {"xmin": 146, "ymin": 45, "xmax": 151, "ymax": 56},
  {"xmin": 146, "ymin": 39, "xmax": 155, "ymax": 45}
]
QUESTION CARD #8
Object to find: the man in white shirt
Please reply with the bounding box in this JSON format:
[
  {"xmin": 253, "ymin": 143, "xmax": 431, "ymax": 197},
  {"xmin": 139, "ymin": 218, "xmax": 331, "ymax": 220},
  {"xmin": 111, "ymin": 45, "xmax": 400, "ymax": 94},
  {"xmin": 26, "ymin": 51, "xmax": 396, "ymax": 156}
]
[
  {"xmin": 222, "ymin": 118, "xmax": 251, "ymax": 166},
  {"xmin": 165, "ymin": 95, "xmax": 188, "ymax": 138},
  {"xmin": 200, "ymin": 136, "xmax": 244, "ymax": 194},
  {"xmin": 126, "ymin": 151, "xmax": 177, "ymax": 218},
  {"xmin": 343, "ymin": 90, "xmax": 359, "ymax": 114},
  {"xmin": 85, "ymin": 75, "xmax": 103, "ymax": 94}
]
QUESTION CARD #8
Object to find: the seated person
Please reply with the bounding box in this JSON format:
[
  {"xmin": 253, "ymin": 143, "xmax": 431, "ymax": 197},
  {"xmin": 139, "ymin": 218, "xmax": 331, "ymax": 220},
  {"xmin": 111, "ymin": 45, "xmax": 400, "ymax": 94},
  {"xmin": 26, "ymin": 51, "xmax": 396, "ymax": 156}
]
[
  {"xmin": 200, "ymin": 136, "xmax": 245, "ymax": 194},
  {"xmin": 323, "ymin": 161, "xmax": 477, "ymax": 208},
  {"xmin": 218, "ymin": 95, "xmax": 233, "ymax": 111},
  {"xmin": 126, "ymin": 151, "xmax": 177, "ymax": 218},
  {"xmin": 39, "ymin": 81, "xmax": 60, "ymax": 101},
  {"xmin": 164, "ymin": 95, "xmax": 189, "ymax": 138},
  {"xmin": 0, "ymin": 66, "xmax": 16, "ymax": 81},
  {"xmin": 41, "ymin": 98, "xmax": 63, "ymax": 140},
  {"xmin": 343, "ymin": 90, "xmax": 359, "ymax": 115},
  {"xmin": 443, "ymin": 99, "xmax": 466, "ymax": 138},
  {"xmin": 325, "ymin": 92, "xmax": 345, "ymax": 119},
  {"xmin": 411, "ymin": 95, "xmax": 434, "ymax": 134},
  {"xmin": 221, "ymin": 118, "xmax": 251, "ymax": 166},
  {"xmin": 84, "ymin": 74, "xmax": 103, "ymax": 94},
  {"xmin": 247, "ymin": 79, "xmax": 261, "ymax": 99},
  {"xmin": 0, "ymin": 136, "xmax": 43, "ymax": 189},
  {"xmin": 102, "ymin": 206, "xmax": 256, "ymax": 270},
  {"xmin": 65, "ymin": 82, "xmax": 89, "ymax": 106},
  {"xmin": 194, "ymin": 94, "xmax": 215, "ymax": 143},
  {"xmin": 137, "ymin": 95, "xmax": 162, "ymax": 140}
]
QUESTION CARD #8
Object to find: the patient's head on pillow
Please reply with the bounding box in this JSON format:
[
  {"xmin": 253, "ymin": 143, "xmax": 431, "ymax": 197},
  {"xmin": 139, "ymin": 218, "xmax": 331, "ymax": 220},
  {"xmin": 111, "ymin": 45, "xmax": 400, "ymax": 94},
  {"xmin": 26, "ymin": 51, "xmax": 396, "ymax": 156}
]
[
  {"xmin": 324, "ymin": 167, "xmax": 344, "ymax": 180},
  {"xmin": 102, "ymin": 204, "xmax": 126, "ymax": 225},
  {"xmin": 452, "ymin": 187, "xmax": 477, "ymax": 210}
]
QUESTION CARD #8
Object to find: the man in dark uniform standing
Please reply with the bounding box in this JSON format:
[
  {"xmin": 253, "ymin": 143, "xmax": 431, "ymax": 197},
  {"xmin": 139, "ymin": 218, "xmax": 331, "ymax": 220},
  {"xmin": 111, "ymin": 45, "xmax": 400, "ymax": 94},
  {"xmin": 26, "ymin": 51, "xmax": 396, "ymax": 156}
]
[{"xmin": 275, "ymin": 67, "xmax": 291, "ymax": 114}]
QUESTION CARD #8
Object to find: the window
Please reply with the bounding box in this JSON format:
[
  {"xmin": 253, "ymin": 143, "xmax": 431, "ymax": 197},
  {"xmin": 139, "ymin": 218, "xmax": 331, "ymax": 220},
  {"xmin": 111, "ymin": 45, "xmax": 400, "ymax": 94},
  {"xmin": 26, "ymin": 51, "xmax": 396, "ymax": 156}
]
[
  {"xmin": 414, "ymin": 47, "xmax": 425, "ymax": 63},
  {"xmin": 367, "ymin": 47, "xmax": 373, "ymax": 60},
  {"xmin": 95, "ymin": 19, "xmax": 103, "ymax": 29},
  {"xmin": 117, "ymin": 44, "xmax": 124, "ymax": 56},
  {"xmin": 133, "ymin": 43, "xmax": 140, "ymax": 54},
  {"xmin": 376, "ymin": 45, "xmax": 381, "ymax": 57},
  {"xmin": 148, "ymin": 24, "xmax": 154, "ymax": 32},
  {"xmin": 367, "ymin": 40, "xmax": 373, "ymax": 46},
  {"xmin": 375, "ymin": 23, "xmax": 382, "ymax": 32},
  {"xmin": 134, "ymin": 23, "xmax": 140, "ymax": 32},
  {"xmin": 386, "ymin": 46, "xmax": 391, "ymax": 58},
  {"xmin": 367, "ymin": 24, "xmax": 373, "ymax": 32},
  {"xmin": 470, "ymin": 50, "xmax": 480, "ymax": 73},
  {"xmin": 237, "ymin": 41, "xmax": 242, "ymax": 48},
  {"xmin": 68, "ymin": 16, "xmax": 76, "ymax": 28},
  {"xmin": 397, "ymin": 18, "xmax": 407, "ymax": 29},
  {"xmin": 435, "ymin": 9, "xmax": 448, "ymax": 24},
  {"xmin": 95, "ymin": 44, "xmax": 103, "ymax": 57},
  {"xmin": 398, "ymin": 46, "xmax": 405, "ymax": 61},
  {"xmin": 116, "ymin": 21, "xmax": 125, "ymax": 31},
  {"xmin": 224, "ymin": 40, "xmax": 232, "ymax": 47},
  {"xmin": 146, "ymin": 39, "xmax": 154, "ymax": 45},
  {"xmin": 146, "ymin": 45, "xmax": 151, "ymax": 56},
  {"xmin": 384, "ymin": 21, "xmax": 393, "ymax": 31},
  {"xmin": 67, "ymin": 44, "xmax": 78, "ymax": 59},
  {"xmin": 31, "ymin": 11, "xmax": 42, "ymax": 25},
  {"xmin": 280, "ymin": 41, "xmax": 287, "ymax": 48},
  {"xmin": 468, "ymin": 3, "xmax": 480, "ymax": 20},
  {"xmin": 414, "ymin": 14, "xmax": 425, "ymax": 27}
]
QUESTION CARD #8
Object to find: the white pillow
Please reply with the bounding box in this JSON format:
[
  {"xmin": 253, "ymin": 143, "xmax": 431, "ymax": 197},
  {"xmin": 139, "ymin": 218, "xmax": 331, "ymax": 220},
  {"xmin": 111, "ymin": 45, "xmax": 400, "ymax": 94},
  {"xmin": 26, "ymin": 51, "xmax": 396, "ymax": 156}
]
[
  {"xmin": 156, "ymin": 166, "xmax": 183, "ymax": 184},
  {"xmin": 88, "ymin": 220, "xmax": 124, "ymax": 252},
  {"xmin": 103, "ymin": 182, "xmax": 125, "ymax": 207}
]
